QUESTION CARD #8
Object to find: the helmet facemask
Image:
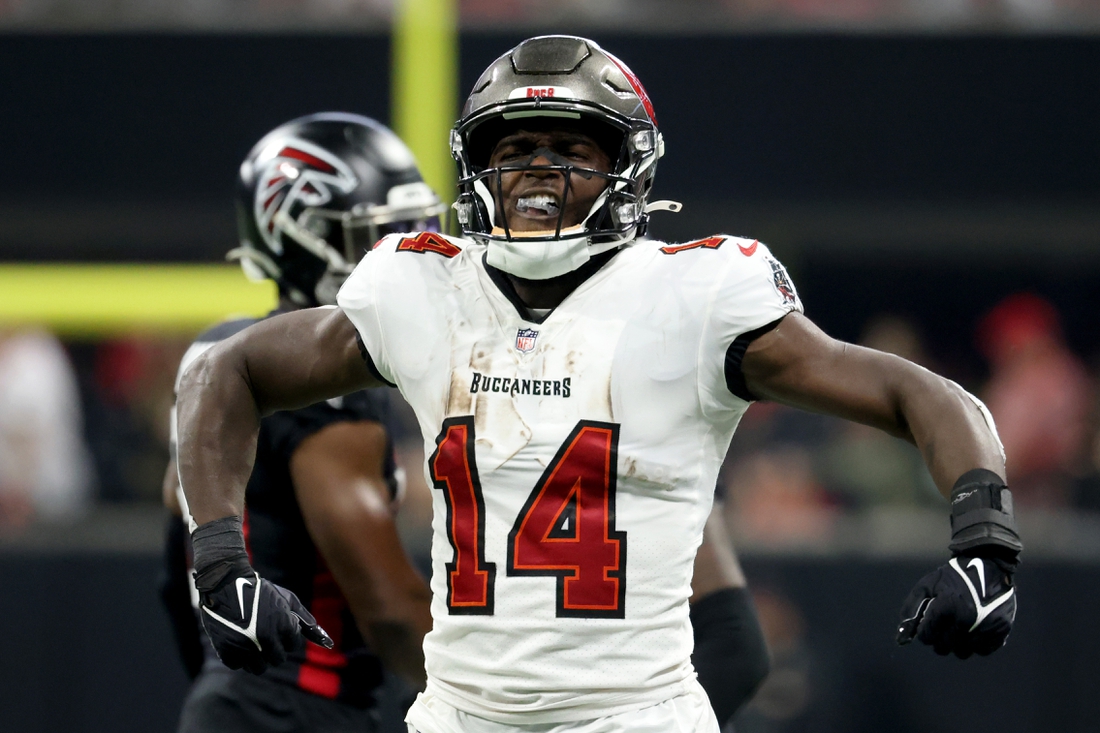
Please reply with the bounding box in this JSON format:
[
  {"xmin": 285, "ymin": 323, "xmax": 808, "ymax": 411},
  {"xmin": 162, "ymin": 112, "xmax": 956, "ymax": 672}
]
[
  {"xmin": 453, "ymin": 109, "xmax": 662, "ymax": 280},
  {"xmin": 231, "ymin": 176, "xmax": 445, "ymax": 306}
]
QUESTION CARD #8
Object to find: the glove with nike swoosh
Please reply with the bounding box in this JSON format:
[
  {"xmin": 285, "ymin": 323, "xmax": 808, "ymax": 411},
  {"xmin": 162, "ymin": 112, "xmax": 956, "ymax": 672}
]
[
  {"xmin": 896, "ymin": 469, "xmax": 1022, "ymax": 659},
  {"xmin": 191, "ymin": 516, "xmax": 333, "ymax": 674}
]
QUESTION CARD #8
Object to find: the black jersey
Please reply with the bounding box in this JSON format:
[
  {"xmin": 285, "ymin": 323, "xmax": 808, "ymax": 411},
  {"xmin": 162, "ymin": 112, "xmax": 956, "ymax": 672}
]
[{"xmin": 174, "ymin": 316, "xmax": 398, "ymax": 709}]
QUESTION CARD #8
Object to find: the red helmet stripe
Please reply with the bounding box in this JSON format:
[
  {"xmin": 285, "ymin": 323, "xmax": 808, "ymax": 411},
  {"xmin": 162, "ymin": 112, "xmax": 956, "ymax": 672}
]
[
  {"xmin": 277, "ymin": 146, "xmax": 337, "ymax": 173},
  {"xmin": 604, "ymin": 52, "xmax": 657, "ymax": 126}
]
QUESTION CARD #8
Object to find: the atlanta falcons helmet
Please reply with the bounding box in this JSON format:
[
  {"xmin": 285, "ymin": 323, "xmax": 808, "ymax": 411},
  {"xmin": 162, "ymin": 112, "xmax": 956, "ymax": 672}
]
[
  {"xmin": 451, "ymin": 35, "xmax": 672, "ymax": 280},
  {"xmin": 232, "ymin": 112, "xmax": 446, "ymax": 306}
]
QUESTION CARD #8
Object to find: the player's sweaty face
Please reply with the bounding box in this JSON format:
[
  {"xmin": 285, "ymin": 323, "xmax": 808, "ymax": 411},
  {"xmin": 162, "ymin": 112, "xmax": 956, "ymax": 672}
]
[{"xmin": 487, "ymin": 129, "xmax": 612, "ymax": 233}]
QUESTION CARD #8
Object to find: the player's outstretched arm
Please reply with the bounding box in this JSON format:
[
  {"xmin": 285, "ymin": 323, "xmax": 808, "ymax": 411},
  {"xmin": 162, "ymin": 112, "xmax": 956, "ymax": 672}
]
[
  {"xmin": 177, "ymin": 306, "xmax": 380, "ymax": 524},
  {"xmin": 742, "ymin": 312, "xmax": 1022, "ymax": 659},
  {"xmin": 291, "ymin": 420, "xmax": 433, "ymax": 690},
  {"xmin": 690, "ymin": 505, "xmax": 770, "ymax": 728},
  {"xmin": 742, "ymin": 312, "xmax": 1003, "ymax": 493},
  {"xmin": 175, "ymin": 306, "xmax": 383, "ymax": 673}
]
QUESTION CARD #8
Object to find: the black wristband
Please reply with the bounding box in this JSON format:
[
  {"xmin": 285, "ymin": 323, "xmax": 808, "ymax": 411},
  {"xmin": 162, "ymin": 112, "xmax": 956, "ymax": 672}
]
[
  {"xmin": 691, "ymin": 587, "xmax": 755, "ymax": 632},
  {"xmin": 691, "ymin": 587, "xmax": 771, "ymax": 726},
  {"xmin": 948, "ymin": 469, "xmax": 1023, "ymax": 557},
  {"xmin": 191, "ymin": 516, "xmax": 250, "ymax": 592}
]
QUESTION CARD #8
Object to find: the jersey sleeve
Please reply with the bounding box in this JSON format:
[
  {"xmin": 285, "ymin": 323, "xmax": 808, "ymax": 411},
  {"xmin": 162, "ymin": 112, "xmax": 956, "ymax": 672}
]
[
  {"xmin": 698, "ymin": 237, "xmax": 804, "ymax": 415},
  {"xmin": 337, "ymin": 234, "xmax": 401, "ymax": 385},
  {"xmin": 336, "ymin": 231, "xmax": 466, "ymax": 393}
]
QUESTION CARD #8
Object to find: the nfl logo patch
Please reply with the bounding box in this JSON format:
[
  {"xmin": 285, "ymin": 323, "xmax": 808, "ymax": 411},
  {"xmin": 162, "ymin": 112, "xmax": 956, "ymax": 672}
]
[{"xmin": 515, "ymin": 328, "xmax": 538, "ymax": 354}]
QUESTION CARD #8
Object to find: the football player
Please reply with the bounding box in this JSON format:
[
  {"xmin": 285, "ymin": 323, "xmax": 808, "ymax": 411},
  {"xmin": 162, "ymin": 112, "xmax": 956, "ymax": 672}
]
[
  {"xmin": 173, "ymin": 38, "xmax": 1021, "ymax": 733},
  {"xmin": 160, "ymin": 112, "xmax": 444, "ymax": 732}
]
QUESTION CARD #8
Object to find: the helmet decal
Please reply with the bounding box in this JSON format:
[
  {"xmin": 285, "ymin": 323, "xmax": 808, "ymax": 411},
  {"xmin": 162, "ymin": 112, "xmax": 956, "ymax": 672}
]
[
  {"xmin": 603, "ymin": 51, "xmax": 657, "ymax": 125},
  {"xmin": 253, "ymin": 137, "xmax": 358, "ymax": 254}
]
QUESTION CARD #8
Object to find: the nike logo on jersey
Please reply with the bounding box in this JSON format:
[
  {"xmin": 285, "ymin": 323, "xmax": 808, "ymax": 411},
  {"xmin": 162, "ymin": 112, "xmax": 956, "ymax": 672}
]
[
  {"xmin": 470, "ymin": 372, "xmax": 571, "ymax": 398},
  {"xmin": 949, "ymin": 557, "xmax": 1014, "ymax": 632},
  {"xmin": 738, "ymin": 239, "xmax": 759, "ymax": 256},
  {"xmin": 201, "ymin": 573, "xmax": 263, "ymax": 651}
]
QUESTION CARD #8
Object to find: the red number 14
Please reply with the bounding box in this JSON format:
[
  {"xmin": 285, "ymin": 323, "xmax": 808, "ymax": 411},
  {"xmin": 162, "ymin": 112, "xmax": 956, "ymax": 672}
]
[{"xmin": 429, "ymin": 418, "xmax": 626, "ymax": 619}]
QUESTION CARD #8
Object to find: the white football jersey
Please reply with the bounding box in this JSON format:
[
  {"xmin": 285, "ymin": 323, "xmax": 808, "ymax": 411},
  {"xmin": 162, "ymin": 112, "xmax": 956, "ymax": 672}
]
[{"xmin": 337, "ymin": 231, "xmax": 802, "ymax": 724}]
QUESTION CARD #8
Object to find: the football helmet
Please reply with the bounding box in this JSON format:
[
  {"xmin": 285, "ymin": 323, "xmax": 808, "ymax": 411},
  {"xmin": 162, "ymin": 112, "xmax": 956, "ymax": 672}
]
[
  {"xmin": 451, "ymin": 35, "xmax": 674, "ymax": 280},
  {"xmin": 231, "ymin": 112, "xmax": 446, "ymax": 306}
]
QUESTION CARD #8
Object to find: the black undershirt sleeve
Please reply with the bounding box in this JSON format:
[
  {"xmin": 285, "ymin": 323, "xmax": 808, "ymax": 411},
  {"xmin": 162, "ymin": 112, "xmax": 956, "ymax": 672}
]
[
  {"xmin": 355, "ymin": 330, "xmax": 396, "ymax": 387},
  {"xmin": 723, "ymin": 318, "xmax": 785, "ymax": 402},
  {"xmin": 691, "ymin": 587, "xmax": 771, "ymax": 728}
]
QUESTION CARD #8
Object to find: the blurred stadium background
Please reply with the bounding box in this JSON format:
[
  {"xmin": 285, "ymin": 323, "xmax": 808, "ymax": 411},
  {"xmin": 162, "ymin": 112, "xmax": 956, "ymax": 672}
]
[{"xmin": 1, "ymin": 1, "xmax": 1099, "ymax": 731}]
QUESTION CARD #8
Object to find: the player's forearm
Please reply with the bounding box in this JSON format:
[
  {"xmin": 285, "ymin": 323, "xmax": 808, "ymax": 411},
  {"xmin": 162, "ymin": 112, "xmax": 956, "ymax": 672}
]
[
  {"xmin": 892, "ymin": 368, "xmax": 1005, "ymax": 499},
  {"xmin": 176, "ymin": 346, "xmax": 261, "ymax": 524},
  {"xmin": 345, "ymin": 576, "xmax": 432, "ymax": 689},
  {"xmin": 362, "ymin": 594, "xmax": 433, "ymax": 689},
  {"xmin": 744, "ymin": 315, "xmax": 1004, "ymax": 499}
]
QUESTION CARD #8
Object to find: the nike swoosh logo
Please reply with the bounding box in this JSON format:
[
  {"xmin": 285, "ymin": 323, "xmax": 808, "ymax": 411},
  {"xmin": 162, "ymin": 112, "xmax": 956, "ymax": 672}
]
[
  {"xmin": 236, "ymin": 577, "xmax": 253, "ymax": 620},
  {"xmin": 967, "ymin": 557, "xmax": 987, "ymax": 597},
  {"xmin": 738, "ymin": 239, "xmax": 759, "ymax": 257},
  {"xmin": 201, "ymin": 573, "xmax": 263, "ymax": 651},
  {"xmin": 949, "ymin": 557, "xmax": 1014, "ymax": 632}
]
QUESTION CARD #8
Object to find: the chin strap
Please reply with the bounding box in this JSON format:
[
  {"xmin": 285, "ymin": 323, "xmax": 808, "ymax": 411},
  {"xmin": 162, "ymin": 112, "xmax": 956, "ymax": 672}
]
[{"xmin": 645, "ymin": 200, "xmax": 682, "ymax": 214}]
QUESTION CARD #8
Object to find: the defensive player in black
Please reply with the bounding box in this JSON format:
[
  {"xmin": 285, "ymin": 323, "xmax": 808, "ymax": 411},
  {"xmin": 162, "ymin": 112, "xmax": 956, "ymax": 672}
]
[
  {"xmin": 159, "ymin": 112, "xmax": 446, "ymax": 732},
  {"xmin": 690, "ymin": 504, "xmax": 771, "ymax": 730}
]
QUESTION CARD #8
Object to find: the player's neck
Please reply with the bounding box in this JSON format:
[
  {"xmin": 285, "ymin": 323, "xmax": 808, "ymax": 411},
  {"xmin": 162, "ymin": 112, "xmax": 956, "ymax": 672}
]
[{"xmin": 505, "ymin": 250, "xmax": 618, "ymax": 310}]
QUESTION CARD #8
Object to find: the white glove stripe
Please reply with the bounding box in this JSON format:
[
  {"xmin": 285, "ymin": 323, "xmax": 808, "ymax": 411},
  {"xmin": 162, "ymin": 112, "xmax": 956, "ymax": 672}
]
[
  {"xmin": 201, "ymin": 573, "xmax": 264, "ymax": 651},
  {"xmin": 949, "ymin": 557, "xmax": 1015, "ymax": 633}
]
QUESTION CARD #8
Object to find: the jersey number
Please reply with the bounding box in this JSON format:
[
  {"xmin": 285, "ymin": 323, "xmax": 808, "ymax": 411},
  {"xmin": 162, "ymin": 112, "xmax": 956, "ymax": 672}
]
[
  {"xmin": 396, "ymin": 231, "xmax": 462, "ymax": 257},
  {"xmin": 659, "ymin": 235, "xmax": 725, "ymax": 255},
  {"xmin": 429, "ymin": 417, "xmax": 626, "ymax": 619}
]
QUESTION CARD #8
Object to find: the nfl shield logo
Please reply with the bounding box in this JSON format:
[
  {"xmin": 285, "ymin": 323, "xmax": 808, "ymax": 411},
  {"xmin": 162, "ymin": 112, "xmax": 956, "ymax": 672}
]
[{"xmin": 515, "ymin": 328, "xmax": 539, "ymax": 353}]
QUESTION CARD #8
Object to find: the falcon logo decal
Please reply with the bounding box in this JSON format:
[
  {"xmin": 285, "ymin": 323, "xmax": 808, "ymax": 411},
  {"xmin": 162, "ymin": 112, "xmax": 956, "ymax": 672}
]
[{"xmin": 252, "ymin": 137, "xmax": 358, "ymax": 254}]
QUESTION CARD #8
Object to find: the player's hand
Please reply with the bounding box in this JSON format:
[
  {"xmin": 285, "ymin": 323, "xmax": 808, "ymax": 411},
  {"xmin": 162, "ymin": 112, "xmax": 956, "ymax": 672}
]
[
  {"xmin": 190, "ymin": 516, "xmax": 333, "ymax": 674},
  {"xmin": 897, "ymin": 469, "xmax": 1022, "ymax": 659},
  {"xmin": 896, "ymin": 552, "xmax": 1017, "ymax": 658}
]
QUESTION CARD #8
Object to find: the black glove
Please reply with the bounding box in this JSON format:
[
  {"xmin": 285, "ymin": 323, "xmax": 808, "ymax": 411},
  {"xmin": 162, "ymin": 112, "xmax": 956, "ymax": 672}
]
[
  {"xmin": 191, "ymin": 516, "xmax": 333, "ymax": 675},
  {"xmin": 896, "ymin": 469, "xmax": 1022, "ymax": 659}
]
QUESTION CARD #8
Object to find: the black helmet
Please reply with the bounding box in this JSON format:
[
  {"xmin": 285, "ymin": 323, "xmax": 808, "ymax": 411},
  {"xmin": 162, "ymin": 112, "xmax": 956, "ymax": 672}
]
[
  {"xmin": 232, "ymin": 112, "xmax": 446, "ymax": 306},
  {"xmin": 450, "ymin": 35, "xmax": 669, "ymax": 280}
]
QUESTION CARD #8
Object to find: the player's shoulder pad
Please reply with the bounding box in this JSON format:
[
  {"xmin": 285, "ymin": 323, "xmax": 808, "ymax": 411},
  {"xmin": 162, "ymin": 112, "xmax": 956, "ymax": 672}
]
[{"xmin": 655, "ymin": 233, "xmax": 802, "ymax": 311}]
